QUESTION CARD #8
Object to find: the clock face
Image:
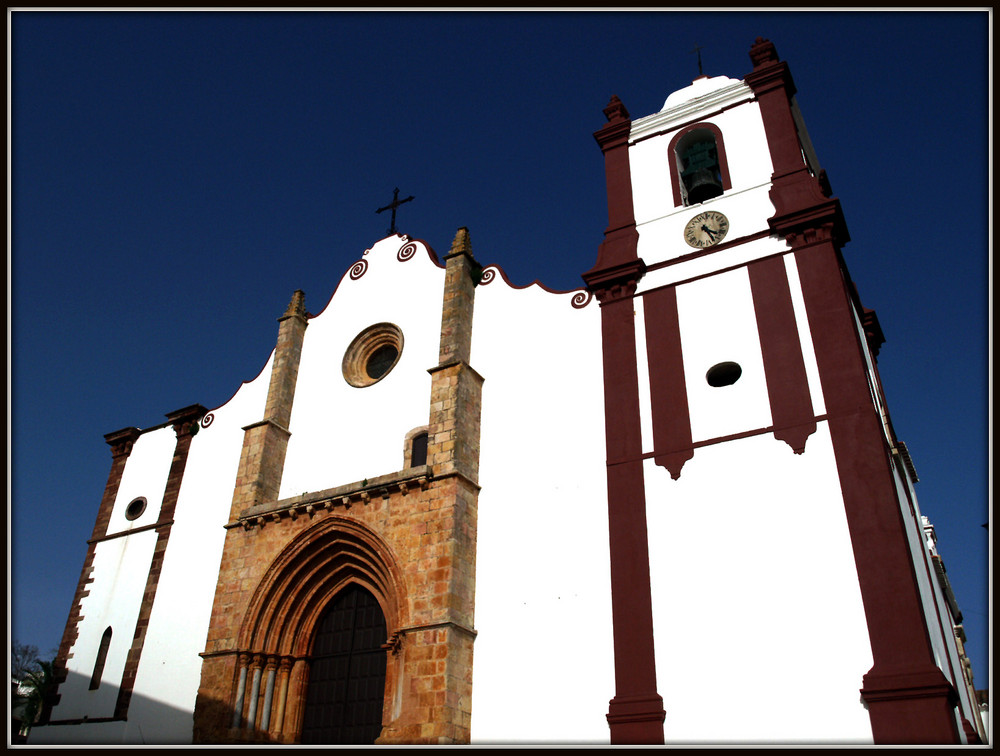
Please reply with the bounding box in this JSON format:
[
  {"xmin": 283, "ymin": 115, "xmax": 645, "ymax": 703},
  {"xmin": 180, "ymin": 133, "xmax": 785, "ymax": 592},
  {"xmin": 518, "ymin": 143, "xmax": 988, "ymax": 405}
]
[{"xmin": 684, "ymin": 210, "xmax": 730, "ymax": 248}]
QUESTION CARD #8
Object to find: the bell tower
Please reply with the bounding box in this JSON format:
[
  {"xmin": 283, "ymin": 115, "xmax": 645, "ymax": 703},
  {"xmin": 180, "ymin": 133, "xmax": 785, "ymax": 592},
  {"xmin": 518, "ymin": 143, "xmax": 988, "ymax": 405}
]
[{"xmin": 585, "ymin": 37, "xmax": 972, "ymax": 744}]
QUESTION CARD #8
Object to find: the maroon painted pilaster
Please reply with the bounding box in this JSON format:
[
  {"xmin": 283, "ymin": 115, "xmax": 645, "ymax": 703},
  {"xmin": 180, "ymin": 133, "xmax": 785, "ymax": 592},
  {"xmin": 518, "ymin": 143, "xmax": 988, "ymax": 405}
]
[
  {"xmin": 52, "ymin": 427, "xmax": 141, "ymax": 704},
  {"xmin": 115, "ymin": 404, "xmax": 207, "ymax": 718},
  {"xmin": 583, "ymin": 95, "xmax": 664, "ymax": 745},
  {"xmin": 794, "ymin": 235, "xmax": 959, "ymax": 744},
  {"xmin": 596, "ymin": 288, "xmax": 665, "ymax": 745},
  {"xmin": 583, "ymin": 95, "xmax": 643, "ymax": 293},
  {"xmin": 744, "ymin": 37, "xmax": 848, "ymax": 246},
  {"xmin": 747, "ymin": 256, "xmax": 816, "ymax": 453},
  {"xmin": 746, "ymin": 35, "xmax": 960, "ymax": 743},
  {"xmin": 643, "ymin": 286, "xmax": 693, "ymax": 478}
]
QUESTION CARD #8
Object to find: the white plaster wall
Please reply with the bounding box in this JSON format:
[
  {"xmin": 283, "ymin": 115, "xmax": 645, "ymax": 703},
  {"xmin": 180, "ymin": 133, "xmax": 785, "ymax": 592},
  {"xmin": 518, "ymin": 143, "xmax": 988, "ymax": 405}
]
[
  {"xmin": 128, "ymin": 361, "xmax": 271, "ymax": 743},
  {"xmin": 644, "ymin": 428, "xmax": 875, "ymax": 743},
  {"xmin": 108, "ymin": 425, "xmax": 177, "ymax": 535},
  {"xmin": 634, "ymin": 187, "xmax": 775, "ymax": 270},
  {"xmin": 279, "ymin": 237, "xmax": 445, "ymax": 498},
  {"xmin": 52, "ymin": 530, "xmax": 158, "ymax": 720},
  {"xmin": 674, "ymin": 268, "xmax": 772, "ymax": 444},
  {"xmin": 468, "ymin": 276, "xmax": 614, "ymax": 744}
]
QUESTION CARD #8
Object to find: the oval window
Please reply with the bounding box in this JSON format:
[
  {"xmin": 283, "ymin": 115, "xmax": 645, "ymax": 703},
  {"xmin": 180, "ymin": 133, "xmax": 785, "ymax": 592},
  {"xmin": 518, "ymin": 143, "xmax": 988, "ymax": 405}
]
[
  {"xmin": 125, "ymin": 497, "xmax": 147, "ymax": 521},
  {"xmin": 342, "ymin": 323, "xmax": 404, "ymax": 387},
  {"xmin": 366, "ymin": 344, "xmax": 399, "ymax": 380},
  {"xmin": 706, "ymin": 361, "xmax": 742, "ymax": 387}
]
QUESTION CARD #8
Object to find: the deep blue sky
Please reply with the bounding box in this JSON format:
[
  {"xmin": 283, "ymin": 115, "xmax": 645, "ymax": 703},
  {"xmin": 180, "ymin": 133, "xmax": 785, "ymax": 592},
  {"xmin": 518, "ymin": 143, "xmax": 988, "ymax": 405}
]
[{"xmin": 10, "ymin": 10, "xmax": 991, "ymax": 695}]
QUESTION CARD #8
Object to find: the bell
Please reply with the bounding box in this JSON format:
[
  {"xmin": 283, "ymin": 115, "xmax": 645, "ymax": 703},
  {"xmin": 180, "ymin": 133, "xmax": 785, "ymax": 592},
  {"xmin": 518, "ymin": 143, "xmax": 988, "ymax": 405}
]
[
  {"xmin": 682, "ymin": 168, "xmax": 724, "ymax": 204},
  {"xmin": 680, "ymin": 140, "xmax": 724, "ymax": 204}
]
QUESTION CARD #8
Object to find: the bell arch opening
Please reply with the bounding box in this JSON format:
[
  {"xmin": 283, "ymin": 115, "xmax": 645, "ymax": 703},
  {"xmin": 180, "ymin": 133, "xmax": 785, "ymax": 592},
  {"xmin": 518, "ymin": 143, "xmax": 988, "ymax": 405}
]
[{"xmin": 668, "ymin": 122, "xmax": 733, "ymax": 208}]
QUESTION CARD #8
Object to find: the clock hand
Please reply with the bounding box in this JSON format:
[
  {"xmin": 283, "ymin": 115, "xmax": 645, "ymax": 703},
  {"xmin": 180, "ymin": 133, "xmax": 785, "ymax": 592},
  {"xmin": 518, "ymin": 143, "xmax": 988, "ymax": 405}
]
[{"xmin": 701, "ymin": 224, "xmax": 717, "ymax": 239}]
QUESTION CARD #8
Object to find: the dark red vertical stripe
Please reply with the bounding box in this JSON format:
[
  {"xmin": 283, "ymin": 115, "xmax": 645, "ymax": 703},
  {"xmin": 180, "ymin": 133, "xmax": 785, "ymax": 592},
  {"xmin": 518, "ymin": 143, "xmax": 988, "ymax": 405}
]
[
  {"xmin": 584, "ymin": 94, "xmax": 664, "ymax": 745},
  {"xmin": 747, "ymin": 35, "xmax": 960, "ymax": 742},
  {"xmin": 643, "ymin": 287, "xmax": 693, "ymax": 479},
  {"xmin": 599, "ymin": 295, "xmax": 665, "ymax": 745},
  {"xmin": 795, "ymin": 242, "xmax": 959, "ymax": 743},
  {"xmin": 115, "ymin": 404, "xmax": 205, "ymax": 718},
  {"xmin": 747, "ymin": 256, "xmax": 816, "ymax": 453}
]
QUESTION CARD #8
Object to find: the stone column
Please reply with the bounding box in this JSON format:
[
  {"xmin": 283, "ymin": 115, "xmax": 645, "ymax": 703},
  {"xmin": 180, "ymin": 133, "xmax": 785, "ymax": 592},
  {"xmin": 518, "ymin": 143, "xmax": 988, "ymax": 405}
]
[
  {"xmin": 260, "ymin": 657, "xmax": 277, "ymax": 732},
  {"xmin": 272, "ymin": 656, "xmax": 293, "ymax": 737},
  {"xmin": 231, "ymin": 653, "xmax": 250, "ymax": 729},
  {"xmin": 246, "ymin": 655, "xmax": 264, "ymax": 732}
]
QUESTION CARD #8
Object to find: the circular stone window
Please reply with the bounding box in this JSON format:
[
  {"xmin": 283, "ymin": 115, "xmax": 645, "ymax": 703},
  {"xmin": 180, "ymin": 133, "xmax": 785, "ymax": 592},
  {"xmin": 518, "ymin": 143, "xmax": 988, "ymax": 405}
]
[
  {"xmin": 706, "ymin": 361, "xmax": 742, "ymax": 387},
  {"xmin": 124, "ymin": 497, "xmax": 148, "ymax": 521},
  {"xmin": 343, "ymin": 323, "xmax": 404, "ymax": 387}
]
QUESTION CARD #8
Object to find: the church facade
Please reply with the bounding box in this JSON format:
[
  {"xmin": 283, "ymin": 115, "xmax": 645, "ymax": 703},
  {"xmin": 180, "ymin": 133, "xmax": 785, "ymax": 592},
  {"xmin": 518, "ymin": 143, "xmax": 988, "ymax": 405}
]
[{"xmin": 32, "ymin": 38, "xmax": 985, "ymax": 745}]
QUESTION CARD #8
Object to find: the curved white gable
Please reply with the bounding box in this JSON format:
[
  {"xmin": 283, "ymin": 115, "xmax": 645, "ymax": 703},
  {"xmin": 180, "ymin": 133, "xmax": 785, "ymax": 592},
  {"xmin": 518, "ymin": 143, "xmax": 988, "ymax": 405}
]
[{"xmin": 279, "ymin": 237, "xmax": 446, "ymax": 498}]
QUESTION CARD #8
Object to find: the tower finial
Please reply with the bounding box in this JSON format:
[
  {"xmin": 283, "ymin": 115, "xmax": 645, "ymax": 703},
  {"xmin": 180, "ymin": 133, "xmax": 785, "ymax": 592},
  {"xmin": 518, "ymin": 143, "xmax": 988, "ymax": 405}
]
[
  {"xmin": 749, "ymin": 36, "xmax": 779, "ymax": 68},
  {"xmin": 449, "ymin": 227, "xmax": 472, "ymax": 257},
  {"xmin": 602, "ymin": 95, "xmax": 629, "ymax": 123},
  {"xmin": 691, "ymin": 43, "xmax": 705, "ymax": 77},
  {"xmin": 283, "ymin": 289, "xmax": 306, "ymax": 319}
]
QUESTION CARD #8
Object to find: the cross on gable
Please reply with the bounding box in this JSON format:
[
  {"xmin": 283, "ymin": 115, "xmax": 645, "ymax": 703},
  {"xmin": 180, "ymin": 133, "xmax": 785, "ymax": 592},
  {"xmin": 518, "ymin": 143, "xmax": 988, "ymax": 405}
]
[{"xmin": 375, "ymin": 187, "xmax": 415, "ymax": 236}]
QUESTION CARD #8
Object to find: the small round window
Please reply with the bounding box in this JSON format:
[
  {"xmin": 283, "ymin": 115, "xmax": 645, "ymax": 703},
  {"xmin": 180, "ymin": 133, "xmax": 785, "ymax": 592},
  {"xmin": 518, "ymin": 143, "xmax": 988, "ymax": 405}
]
[
  {"xmin": 124, "ymin": 497, "xmax": 147, "ymax": 521},
  {"xmin": 706, "ymin": 361, "xmax": 742, "ymax": 387},
  {"xmin": 343, "ymin": 323, "xmax": 404, "ymax": 387}
]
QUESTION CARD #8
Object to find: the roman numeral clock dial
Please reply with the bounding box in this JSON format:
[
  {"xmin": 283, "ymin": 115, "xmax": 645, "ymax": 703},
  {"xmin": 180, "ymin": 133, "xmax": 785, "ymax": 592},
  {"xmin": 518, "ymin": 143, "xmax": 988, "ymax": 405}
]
[{"xmin": 684, "ymin": 210, "xmax": 730, "ymax": 248}]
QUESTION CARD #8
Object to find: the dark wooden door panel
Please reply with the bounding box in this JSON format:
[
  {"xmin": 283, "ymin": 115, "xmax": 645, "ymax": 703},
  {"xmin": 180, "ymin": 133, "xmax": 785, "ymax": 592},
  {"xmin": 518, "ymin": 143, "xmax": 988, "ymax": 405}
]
[{"xmin": 300, "ymin": 585, "xmax": 387, "ymax": 744}]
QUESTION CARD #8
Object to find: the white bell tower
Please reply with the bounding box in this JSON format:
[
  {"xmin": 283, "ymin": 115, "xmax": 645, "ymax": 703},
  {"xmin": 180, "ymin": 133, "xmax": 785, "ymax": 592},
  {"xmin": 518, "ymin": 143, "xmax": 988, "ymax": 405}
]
[{"xmin": 583, "ymin": 36, "xmax": 979, "ymax": 745}]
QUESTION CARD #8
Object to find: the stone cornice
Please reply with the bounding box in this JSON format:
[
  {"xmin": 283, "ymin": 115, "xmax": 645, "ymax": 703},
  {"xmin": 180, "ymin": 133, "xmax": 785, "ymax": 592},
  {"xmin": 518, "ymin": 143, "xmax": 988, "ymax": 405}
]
[
  {"xmin": 629, "ymin": 80, "xmax": 753, "ymax": 144},
  {"xmin": 232, "ymin": 466, "xmax": 434, "ymax": 528}
]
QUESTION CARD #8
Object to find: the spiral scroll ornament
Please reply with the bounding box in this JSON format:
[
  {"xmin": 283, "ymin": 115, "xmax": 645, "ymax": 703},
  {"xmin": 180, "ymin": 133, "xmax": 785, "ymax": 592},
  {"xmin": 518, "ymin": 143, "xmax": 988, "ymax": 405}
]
[
  {"xmin": 479, "ymin": 267, "xmax": 497, "ymax": 285},
  {"xmin": 570, "ymin": 290, "xmax": 593, "ymax": 309},
  {"xmin": 349, "ymin": 259, "xmax": 369, "ymax": 280},
  {"xmin": 200, "ymin": 413, "xmax": 215, "ymax": 429},
  {"xmin": 397, "ymin": 242, "xmax": 417, "ymax": 262}
]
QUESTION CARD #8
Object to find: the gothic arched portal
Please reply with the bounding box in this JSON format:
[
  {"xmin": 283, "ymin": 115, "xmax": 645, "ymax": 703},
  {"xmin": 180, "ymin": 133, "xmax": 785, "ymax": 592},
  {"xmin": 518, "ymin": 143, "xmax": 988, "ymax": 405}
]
[
  {"xmin": 228, "ymin": 516, "xmax": 408, "ymax": 743},
  {"xmin": 300, "ymin": 584, "xmax": 388, "ymax": 744}
]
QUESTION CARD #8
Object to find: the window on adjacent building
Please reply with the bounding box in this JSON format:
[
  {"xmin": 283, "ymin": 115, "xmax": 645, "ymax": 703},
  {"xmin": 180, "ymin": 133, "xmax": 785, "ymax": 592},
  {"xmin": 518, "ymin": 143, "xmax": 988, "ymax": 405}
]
[{"xmin": 89, "ymin": 627, "xmax": 112, "ymax": 690}]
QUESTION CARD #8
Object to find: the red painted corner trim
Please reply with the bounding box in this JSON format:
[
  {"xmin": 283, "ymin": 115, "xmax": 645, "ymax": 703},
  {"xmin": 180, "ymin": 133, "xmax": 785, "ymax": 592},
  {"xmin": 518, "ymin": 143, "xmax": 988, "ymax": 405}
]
[{"xmin": 794, "ymin": 240, "xmax": 961, "ymax": 743}]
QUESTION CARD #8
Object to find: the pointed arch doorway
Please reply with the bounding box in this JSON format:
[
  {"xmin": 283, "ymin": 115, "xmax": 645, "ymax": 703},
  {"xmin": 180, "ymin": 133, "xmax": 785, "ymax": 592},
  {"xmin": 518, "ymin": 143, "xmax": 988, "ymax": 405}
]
[{"xmin": 300, "ymin": 584, "xmax": 388, "ymax": 744}]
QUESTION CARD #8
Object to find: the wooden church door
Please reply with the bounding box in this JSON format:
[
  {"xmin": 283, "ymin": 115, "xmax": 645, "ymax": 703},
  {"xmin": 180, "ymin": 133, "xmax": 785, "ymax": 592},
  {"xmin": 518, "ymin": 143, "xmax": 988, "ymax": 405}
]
[{"xmin": 299, "ymin": 584, "xmax": 388, "ymax": 744}]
